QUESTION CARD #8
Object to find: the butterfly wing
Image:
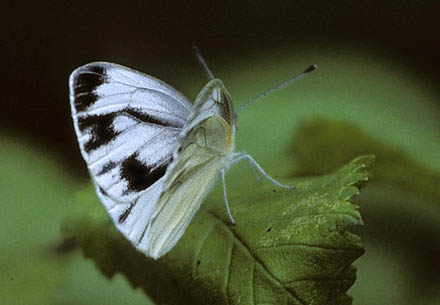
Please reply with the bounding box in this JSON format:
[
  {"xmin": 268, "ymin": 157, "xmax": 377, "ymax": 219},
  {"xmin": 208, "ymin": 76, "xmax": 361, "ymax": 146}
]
[
  {"xmin": 146, "ymin": 80, "xmax": 235, "ymax": 258},
  {"xmin": 69, "ymin": 62, "xmax": 192, "ymax": 248}
]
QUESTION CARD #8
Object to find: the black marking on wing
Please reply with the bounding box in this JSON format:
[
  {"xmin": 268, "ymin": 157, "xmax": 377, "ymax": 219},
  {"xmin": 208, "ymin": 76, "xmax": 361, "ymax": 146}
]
[
  {"xmin": 121, "ymin": 155, "xmax": 168, "ymax": 193},
  {"xmin": 98, "ymin": 185, "xmax": 109, "ymax": 197},
  {"xmin": 118, "ymin": 201, "xmax": 136, "ymax": 224},
  {"xmin": 78, "ymin": 113, "xmax": 118, "ymax": 153},
  {"xmin": 74, "ymin": 92, "xmax": 99, "ymax": 113},
  {"xmin": 137, "ymin": 223, "xmax": 148, "ymax": 245},
  {"xmin": 72, "ymin": 65, "xmax": 106, "ymax": 111},
  {"xmin": 125, "ymin": 108, "xmax": 181, "ymax": 128},
  {"xmin": 97, "ymin": 161, "xmax": 118, "ymax": 175},
  {"xmin": 77, "ymin": 107, "xmax": 183, "ymax": 153}
]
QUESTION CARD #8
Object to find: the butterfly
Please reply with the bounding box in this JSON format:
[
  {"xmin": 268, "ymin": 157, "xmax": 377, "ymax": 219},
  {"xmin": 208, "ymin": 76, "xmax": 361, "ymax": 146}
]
[{"xmin": 69, "ymin": 49, "xmax": 316, "ymax": 259}]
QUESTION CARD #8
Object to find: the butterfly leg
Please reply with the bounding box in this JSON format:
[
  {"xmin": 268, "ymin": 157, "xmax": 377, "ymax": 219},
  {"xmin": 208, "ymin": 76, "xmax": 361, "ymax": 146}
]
[
  {"xmin": 230, "ymin": 151, "xmax": 262, "ymax": 182},
  {"xmin": 231, "ymin": 153, "xmax": 293, "ymax": 189},
  {"xmin": 221, "ymin": 169, "xmax": 236, "ymax": 225}
]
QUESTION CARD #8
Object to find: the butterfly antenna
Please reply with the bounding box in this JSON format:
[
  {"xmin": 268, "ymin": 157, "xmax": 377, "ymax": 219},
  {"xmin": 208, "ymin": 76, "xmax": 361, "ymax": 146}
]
[
  {"xmin": 236, "ymin": 64, "xmax": 317, "ymax": 115},
  {"xmin": 193, "ymin": 45, "xmax": 215, "ymax": 80}
]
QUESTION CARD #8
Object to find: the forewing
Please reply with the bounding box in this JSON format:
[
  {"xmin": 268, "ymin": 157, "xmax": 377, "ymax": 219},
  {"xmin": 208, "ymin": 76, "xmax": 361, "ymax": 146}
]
[
  {"xmin": 146, "ymin": 115, "xmax": 233, "ymax": 259},
  {"xmin": 69, "ymin": 62, "xmax": 192, "ymax": 250},
  {"xmin": 69, "ymin": 62, "xmax": 192, "ymax": 202}
]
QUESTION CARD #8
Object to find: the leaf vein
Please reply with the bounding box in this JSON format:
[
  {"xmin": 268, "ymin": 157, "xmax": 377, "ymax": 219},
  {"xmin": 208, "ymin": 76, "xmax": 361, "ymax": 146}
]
[
  {"xmin": 290, "ymin": 211, "xmax": 359, "ymax": 222},
  {"xmin": 208, "ymin": 211, "xmax": 306, "ymax": 305},
  {"xmin": 253, "ymin": 243, "xmax": 361, "ymax": 252},
  {"xmin": 252, "ymin": 260, "xmax": 256, "ymax": 305},
  {"xmin": 225, "ymin": 241, "xmax": 233, "ymax": 305},
  {"xmin": 193, "ymin": 221, "xmax": 217, "ymax": 274}
]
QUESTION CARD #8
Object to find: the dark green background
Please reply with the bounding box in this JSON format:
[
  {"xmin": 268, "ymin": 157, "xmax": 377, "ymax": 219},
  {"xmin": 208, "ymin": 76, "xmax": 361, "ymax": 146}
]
[{"xmin": 1, "ymin": 1, "xmax": 439, "ymax": 304}]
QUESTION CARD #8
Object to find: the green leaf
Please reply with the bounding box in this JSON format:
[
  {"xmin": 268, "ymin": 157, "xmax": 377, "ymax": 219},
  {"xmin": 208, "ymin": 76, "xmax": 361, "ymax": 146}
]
[
  {"xmin": 63, "ymin": 155, "xmax": 373, "ymax": 305},
  {"xmin": 291, "ymin": 118, "xmax": 440, "ymax": 203}
]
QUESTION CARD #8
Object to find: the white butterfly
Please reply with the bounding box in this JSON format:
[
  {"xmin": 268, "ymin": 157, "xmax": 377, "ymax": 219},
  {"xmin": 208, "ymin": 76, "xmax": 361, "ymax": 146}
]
[{"xmin": 69, "ymin": 51, "xmax": 315, "ymax": 259}]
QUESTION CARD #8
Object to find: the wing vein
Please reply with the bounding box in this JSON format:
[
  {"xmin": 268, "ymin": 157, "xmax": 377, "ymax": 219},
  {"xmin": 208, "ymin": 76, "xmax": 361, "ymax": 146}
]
[
  {"xmin": 225, "ymin": 240, "xmax": 233, "ymax": 305},
  {"xmin": 209, "ymin": 212, "xmax": 307, "ymax": 305}
]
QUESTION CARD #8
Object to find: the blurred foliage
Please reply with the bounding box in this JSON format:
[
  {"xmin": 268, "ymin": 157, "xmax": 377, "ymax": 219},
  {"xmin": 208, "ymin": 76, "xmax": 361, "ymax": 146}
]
[
  {"xmin": 292, "ymin": 118, "xmax": 440, "ymax": 203},
  {"xmin": 62, "ymin": 156, "xmax": 373, "ymax": 305},
  {"xmin": 0, "ymin": 135, "xmax": 73, "ymax": 305}
]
